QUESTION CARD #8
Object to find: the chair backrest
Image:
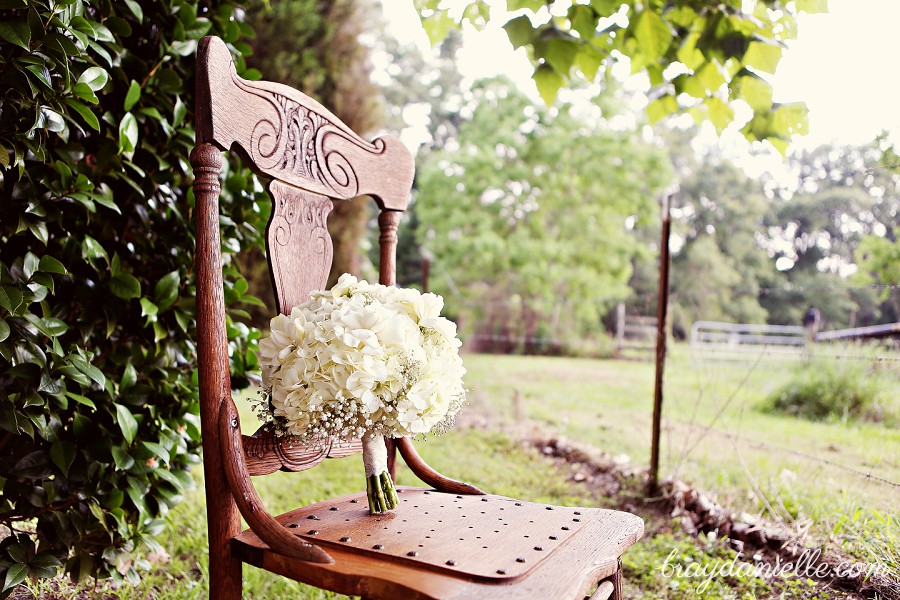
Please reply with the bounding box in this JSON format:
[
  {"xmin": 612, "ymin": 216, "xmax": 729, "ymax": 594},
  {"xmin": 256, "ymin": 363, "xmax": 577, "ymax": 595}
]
[
  {"xmin": 193, "ymin": 34, "xmax": 414, "ymax": 471},
  {"xmin": 191, "ymin": 36, "xmax": 415, "ymax": 564}
]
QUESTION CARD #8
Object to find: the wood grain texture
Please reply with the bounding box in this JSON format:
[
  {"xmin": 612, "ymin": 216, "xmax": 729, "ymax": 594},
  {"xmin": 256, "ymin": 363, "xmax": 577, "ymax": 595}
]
[
  {"xmin": 232, "ymin": 487, "xmax": 644, "ymax": 600},
  {"xmin": 243, "ymin": 428, "xmax": 363, "ymax": 477},
  {"xmin": 191, "ymin": 144, "xmax": 243, "ymax": 600},
  {"xmin": 219, "ymin": 399, "xmax": 334, "ymax": 563},
  {"xmin": 266, "ymin": 181, "xmax": 334, "ymax": 314},
  {"xmin": 589, "ymin": 580, "xmax": 615, "ymax": 600},
  {"xmin": 196, "ymin": 36, "xmax": 413, "ymax": 210}
]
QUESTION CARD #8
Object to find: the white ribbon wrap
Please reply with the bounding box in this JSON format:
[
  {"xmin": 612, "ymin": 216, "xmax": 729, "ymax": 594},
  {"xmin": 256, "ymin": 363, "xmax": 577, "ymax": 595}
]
[{"xmin": 361, "ymin": 431, "xmax": 388, "ymax": 477}]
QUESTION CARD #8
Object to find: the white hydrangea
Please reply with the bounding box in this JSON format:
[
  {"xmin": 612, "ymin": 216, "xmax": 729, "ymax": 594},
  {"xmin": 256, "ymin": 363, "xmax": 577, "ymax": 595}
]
[{"xmin": 257, "ymin": 274, "xmax": 467, "ymax": 442}]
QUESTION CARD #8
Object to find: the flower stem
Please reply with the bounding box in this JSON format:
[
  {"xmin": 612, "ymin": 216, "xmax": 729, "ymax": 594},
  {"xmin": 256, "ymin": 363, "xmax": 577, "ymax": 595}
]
[{"xmin": 361, "ymin": 431, "xmax": 398, "ymax": 514}]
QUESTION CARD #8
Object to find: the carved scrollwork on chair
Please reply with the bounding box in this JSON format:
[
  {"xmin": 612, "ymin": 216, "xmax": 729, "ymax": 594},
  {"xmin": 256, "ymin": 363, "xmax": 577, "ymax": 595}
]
[
  {"xmin": 266, "ymin": 181, "xmax": 333, "ymax": 314},
  {"xmin": 196, "ymin": 37, "xmax": 412, "ymax": 209},
  {"xmin": 242, "ymin": 428, "xmax": 364, "ymax": 477}
]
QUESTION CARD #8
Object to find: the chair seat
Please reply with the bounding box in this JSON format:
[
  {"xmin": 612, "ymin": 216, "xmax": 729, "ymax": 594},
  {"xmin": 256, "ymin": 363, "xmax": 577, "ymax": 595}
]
[{"xmin": 232, "ymin": 486, "xmax": 643, "ymax": 599}]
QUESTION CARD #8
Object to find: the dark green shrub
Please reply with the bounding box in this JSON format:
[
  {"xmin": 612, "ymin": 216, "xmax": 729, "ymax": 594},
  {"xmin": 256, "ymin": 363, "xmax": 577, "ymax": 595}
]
[
  {"xmin": 767, "ymin": 361, "xmax": 893, "ymax": 424},
  {"xmin": 0, "ymin": 0, "xmax": 265, "ymax": 590}
]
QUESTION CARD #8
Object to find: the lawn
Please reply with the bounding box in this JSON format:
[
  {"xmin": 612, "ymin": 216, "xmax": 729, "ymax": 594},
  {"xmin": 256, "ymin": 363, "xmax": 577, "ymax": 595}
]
[
  {"xmin": 17, "ymin": 347, "xmax": 899, "ymax": 599},
  {"xmin": 464, "ymin": 347, "xmax": 900, "ymax": 526}
]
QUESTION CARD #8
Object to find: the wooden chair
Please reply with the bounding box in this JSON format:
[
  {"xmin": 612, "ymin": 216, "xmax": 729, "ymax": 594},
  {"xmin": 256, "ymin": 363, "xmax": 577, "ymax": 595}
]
[{"xmin": 192, "ymin": 35, "xmax": 643, "ymax": 600}]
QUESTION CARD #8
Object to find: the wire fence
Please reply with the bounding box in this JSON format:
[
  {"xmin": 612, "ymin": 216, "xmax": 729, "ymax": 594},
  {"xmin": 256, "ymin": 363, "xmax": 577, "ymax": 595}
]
[{"xmin": 450, "ymin": 280, "xmax": 900, "ymax": 510}]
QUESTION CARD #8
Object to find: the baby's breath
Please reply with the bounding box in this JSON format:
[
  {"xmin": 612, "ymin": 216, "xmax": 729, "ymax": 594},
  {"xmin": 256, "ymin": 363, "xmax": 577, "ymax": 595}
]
[{"xmin": 255, "ymin": 274, "xmax": 467, "ymax": 445}]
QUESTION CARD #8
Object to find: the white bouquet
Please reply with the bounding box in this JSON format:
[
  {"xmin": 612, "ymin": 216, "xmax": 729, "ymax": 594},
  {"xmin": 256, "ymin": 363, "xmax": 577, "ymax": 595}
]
[{"xmin": 256, "ymin": 274, "xmax": 467, "ymax": 514}]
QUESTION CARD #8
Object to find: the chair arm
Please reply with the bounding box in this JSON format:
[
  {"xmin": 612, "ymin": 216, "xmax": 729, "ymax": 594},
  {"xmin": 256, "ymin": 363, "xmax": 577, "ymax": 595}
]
[
  {"xmin": 218, "ymin": 400, "xmax": 334, "ymax": 563},
  {"xmin": 396, "ymin": 437, "xmax": 485, "ymax": 495}
]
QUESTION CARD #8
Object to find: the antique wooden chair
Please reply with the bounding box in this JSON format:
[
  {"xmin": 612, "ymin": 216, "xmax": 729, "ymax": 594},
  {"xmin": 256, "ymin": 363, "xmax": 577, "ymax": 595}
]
[{"xmin": 192, "ymin": 35, "xmax": 643, "ymax": 600}]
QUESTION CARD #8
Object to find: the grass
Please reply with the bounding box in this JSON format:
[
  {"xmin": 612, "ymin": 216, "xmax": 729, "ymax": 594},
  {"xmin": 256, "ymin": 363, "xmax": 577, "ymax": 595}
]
[
  {"xmin": 464, "ymin": 347, "xmax": 900, "ymax": 527},
  {"xmin": 16, "ymin": 344, "xmax": 899, "ymax": 598}
]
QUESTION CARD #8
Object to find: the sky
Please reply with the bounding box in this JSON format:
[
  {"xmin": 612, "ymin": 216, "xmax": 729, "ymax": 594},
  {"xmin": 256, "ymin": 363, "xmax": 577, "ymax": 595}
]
[{"xmin": 383, "ymin": 0, "xmax": 900, "ymax": 153}]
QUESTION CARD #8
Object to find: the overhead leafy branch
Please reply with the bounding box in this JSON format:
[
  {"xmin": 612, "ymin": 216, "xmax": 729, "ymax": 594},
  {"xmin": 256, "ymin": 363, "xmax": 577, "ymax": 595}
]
[{"xmin": 415, "ymin": 0, "xmax": 828, "ymax": 152}]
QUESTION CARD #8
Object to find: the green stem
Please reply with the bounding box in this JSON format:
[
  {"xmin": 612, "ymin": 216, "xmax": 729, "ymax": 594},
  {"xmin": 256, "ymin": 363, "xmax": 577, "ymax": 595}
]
[{"xmin": 365, "ymin": 470, "xmax": 399, "ymax": 514}]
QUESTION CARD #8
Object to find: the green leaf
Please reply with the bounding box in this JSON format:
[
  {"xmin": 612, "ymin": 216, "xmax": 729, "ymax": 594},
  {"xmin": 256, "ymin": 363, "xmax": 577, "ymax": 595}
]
[
  {"xmin": 421, "ymin": 10, "xmax": 454, "ymax": 45},
  {"xmin": 81, "ymin": 235, "xmax": 108, "ymax": 263},
  {"xmin": 24, "ymin": 253, "xmax": 39, "ymax": 279},
  {"xmin": 154, "ymin": 271, "xmax": 180, "ymax": 310},
  {"xmin": 533, "ymin": 64, "xmax": 564, "ymax": 106},
  {"xmin": 695, "ymin": 61, "xmax": 726, "ymax": 92},
  {"xmin": 50, "ymin": 441, "xmax": 76, "ymax": 475},
  {"xmin": 0, "ymin": 142, "xmax": 9, "ymax": 169},
  {"xmin": 124, "ymin": 80, "xmax": 141, "ymax": 111},
  {"xmin": 123, "ymin": 0, "xmax": 143, "ymax": 22},
  {"xmin": 173, "ymin": 96, "xmax": 187, "ymax": 128},
  {"xmin": 503, "ymin": 15, "xmax": 534, "ymax": 50},
  {"xmin": 772, "ymin": 102, "xmax": 809, "ymax": 136},
  {"xmin": 62, "ymin": 98, "xmax": 100, "ymax": 132},
  {"xmin": 797, "ymin": 0, "xmax": 828, "ymax": 13},
  {"xmin": 76, "ymin": 66, "xmax": 108, "ymax": 91},
  {"xmin": 64, "ymin": 391, "xmax": 96, "ymax": 410},
  {"xmin": 543, "ymin": 37, "xmax": 579, "ymax": 76},
  {"xmin": 140, "ymin": 297, "xmax": 158, "ymax": 319},
  {"xmin": 25, "ymin": 64, "xmax": 53, "ymax": 89},
  {"xmin": 117, "ymin": 365, "xmax": 136, "ymax": 394},
  {"xmin": 705, "ymin": 96, "xmax": 734, "ymax": 133},
  {"xmin": 2, "ymin": 284, "xmax": 27, "ymax": 313},
  {"xmin": 92, "ymin": 184, "xmax": 120, "ymax": 214},
  {"xmin": 38, "ymin": 106, "xmax": 66, "ymax": 133},
  {"xmin": 646, "ymin": 95, "xmax": 678, "ymax": 124},
  {"xmin": 743, "ymin": 41, "xmax": 782, "ymax": 74},
  {"xmin": 677, "ymin": 32, "xmax": 705, "ymax": 70},
  {"xmin": 155, "ymin": 467, "xmax": 185, "ymax": 491},
  {"xmin": 72, "ymin": 82, "xmax": 99, "ymax": 104},
  {"xmin": 38, "ymin": 256, "xmax": 68, "ymax": 275},
  {"xmin": 508, "ymin": 0, "xmax": 544, "ymax": 11},
  {"xmin": 110, "ymin": 445, "xmax": 134, "ymax": 470},
  {"xmin": 570, "ymin": 5, "xmax": 598, "ymax": 40},
  {"xmin": 590, "ymin": 0, "xmax": 622, "ymax": 15},
  {"xmin": 29, "ymin": 554, "xmax": 62, "ymax": 579},
  {"xmin": 736, "ymin": 74, "xmax": 773, "ymax": 112},
  {"xmin": 110, "ymin": 273, "xmax": 141, "ymax": 299},
  {"xmin": 3, "ymin": 563, "xmax": 28, "ymax": 591},
  {"xmin": 118, "ymin": 112, "xmax": 139, "ymax": 157},
  {"xmin": 115, "ymin": 404, "xmax": 138, "ymax": 445},
  {"xmin": 25, "ymin": 314, "xmax": 68, "ymax": 337},
  {"xmin": 633, "ymin": 11, "xmax": 672, "ymax": 62},
  {"xmin": 142, "ymin": 441, "xmax": 170, "ymax": 463},
  {"xmin": 0, "ymin": 318, "xmax": 8, "ymax": 342},
  {"xmin": 0, "ymin": 20, "xmax": 31, "ymax": 50}
]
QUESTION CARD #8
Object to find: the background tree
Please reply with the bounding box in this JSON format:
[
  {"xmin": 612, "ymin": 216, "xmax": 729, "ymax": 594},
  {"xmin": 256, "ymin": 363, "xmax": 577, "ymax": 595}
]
[
  {"xmin": 0, "ymin": 0, "xmax": 264, "ymax": 588},
  {"xmin": 373, "ymin": 32, "xmax": 467, "ymax": 287},
  {"xmin": 414, "ymin": 77, "xmax": 671, "ymax": 352},
  {"xmin": 668, "ymin": 151, "xmax": 772, "ymax": 332},
  {"xmin": 759, "ymin": 143, "xmax": 898, "ymax": 327}
]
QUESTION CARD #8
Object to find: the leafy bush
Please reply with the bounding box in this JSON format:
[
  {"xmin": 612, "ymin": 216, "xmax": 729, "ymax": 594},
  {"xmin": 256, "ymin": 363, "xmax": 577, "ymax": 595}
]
[
  {"xmin": 0, "ymin": 0, "xmax": 266, "ymax": 590},
  {"xmin": 766, "ymin": 360, "xmax": 895, "ymax": 425}
]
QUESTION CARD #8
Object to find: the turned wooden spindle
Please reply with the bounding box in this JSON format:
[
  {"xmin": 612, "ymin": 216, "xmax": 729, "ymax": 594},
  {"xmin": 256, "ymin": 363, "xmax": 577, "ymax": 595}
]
[
  {"xmin": 378, "ymin": 209, "xmax": 402, "ymax": 477},
  {"xmin": 191, "ymin": 143, "xmax": 243, "ymax": 600},
  {"xmin": 378, "ymin": 209, "xmax": 401, "ymax": 286}
]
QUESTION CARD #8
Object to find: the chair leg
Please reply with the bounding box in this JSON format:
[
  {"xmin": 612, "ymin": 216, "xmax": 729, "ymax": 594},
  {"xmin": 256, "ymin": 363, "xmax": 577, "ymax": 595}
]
[
  {"xmin": 610, "ymin": 558, "xmax": 624, "ymax": 600},
  {"xmin": 589, "ymin": 559, "xmax": 624, "ymax": 600}
]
